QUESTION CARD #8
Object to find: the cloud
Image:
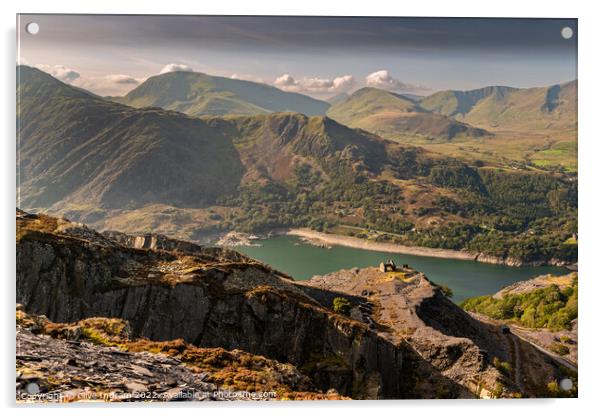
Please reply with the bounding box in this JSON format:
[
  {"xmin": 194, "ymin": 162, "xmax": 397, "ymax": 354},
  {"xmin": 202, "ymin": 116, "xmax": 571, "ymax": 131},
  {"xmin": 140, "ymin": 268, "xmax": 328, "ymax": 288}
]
[
  {"xmin": 30, "ymin": 62, "xmax": 141, "ymax": 95},
  {"xmin": 72, "ymin": 74, "xmax": 141, "ymax": 96},
  {"xmin": 159, "ymin": 63, "xmax": 194, "ymax": 74},
  {"xmin": 105, "ymin": 74, "xmax": 140, "ymax": 85},
  {"xmin": 274, "ymin": 74, "xmax": 297, "ymax": 89},
  {"xmin": 273, "ymin": 73, "xmax": 355, "ymax": 95},
  {"xmin": 365, "ymin": 70, "xmax": 429, "ymax": 94},
  {"xmin": 35, "ymin": 64, "xmax": 80, "ymax": 83},
  {"xmin": 230, "ymin": 73, "xmax": 267, "ymax": 84},
  {"xmin": 332, "ymin": 75, "xmax": 355, "ymax": 92}
]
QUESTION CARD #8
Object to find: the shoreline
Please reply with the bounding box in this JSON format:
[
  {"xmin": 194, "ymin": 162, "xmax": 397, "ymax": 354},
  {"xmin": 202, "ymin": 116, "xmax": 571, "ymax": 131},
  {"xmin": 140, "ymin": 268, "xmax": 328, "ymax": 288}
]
[
  {"xmin": 287, "ymin": 228, "xmax": 478, "ymax": 261},
  {"xmin": 286, "ymin": 228, "xmax": 571, "ymax": 268}
]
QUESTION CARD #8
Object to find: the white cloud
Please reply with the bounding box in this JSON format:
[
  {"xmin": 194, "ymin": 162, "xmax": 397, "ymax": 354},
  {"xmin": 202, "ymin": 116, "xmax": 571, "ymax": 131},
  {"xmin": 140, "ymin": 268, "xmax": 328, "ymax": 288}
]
[
  {"xmin": 105, "ymin": 74, "xmax": 140, "ymax": 85},
  {"xmin": 230, "ymin": 73, "xmax": 267, "ymax": 84},
  {"xmin": 273, "ymin": 73, "xmax": 355, "ymax": 95},
  {"xmin": 365, "ymin": 70, "xmax": 429, "ymax": 94},
  {"xmin": 35, "ymin": 64, "xmax": 80, "ymax": 83},
  {"xmin": 30, "ymin": 63, "xmax": 140, "ymax": 95},
  {"xmin": 332, "ymin": 75, "xmax": 355, "ymax": 91},
  {"xmin": 274, "ymin": 74, "xmax": 297, "ymax": 88},
  {"xmin": 73, "ymin": 74, "xmax": 141, "ymax": 96},
  {"xmin": 159, "ymin": 63, "xmax": 194, "ymax": 74}
]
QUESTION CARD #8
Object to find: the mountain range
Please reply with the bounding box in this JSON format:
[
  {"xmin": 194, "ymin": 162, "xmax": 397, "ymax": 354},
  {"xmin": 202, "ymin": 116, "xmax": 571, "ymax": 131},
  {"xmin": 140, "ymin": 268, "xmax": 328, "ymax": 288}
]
[
  {"xmin": 420, "ymin": 81, "xmax": 577, "ymax": 132},
  {"xmin": 326, "ymin": 87, "xmax": 490, "ymax": 142},
  {"xmin": 109, "ymin": 70, "xmax": 576, "ymax": 146},
  {"xmin": 16, "ymin": 65, "xmax": 577, "ymax": 266},
  {"xmin": 18, "ymin": 65, "xmax": 428, "ymax": 211}
]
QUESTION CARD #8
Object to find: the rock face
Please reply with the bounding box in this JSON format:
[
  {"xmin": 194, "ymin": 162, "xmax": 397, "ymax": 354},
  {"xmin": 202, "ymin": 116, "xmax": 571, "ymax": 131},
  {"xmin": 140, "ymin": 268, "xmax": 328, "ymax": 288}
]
[
  {"xmin": 16, "ymin": 210, "xmax": 403, "ymax": 399},
  {"xmin": 102, "ymin": 230, "xmax": 254, "ymax": 263}
]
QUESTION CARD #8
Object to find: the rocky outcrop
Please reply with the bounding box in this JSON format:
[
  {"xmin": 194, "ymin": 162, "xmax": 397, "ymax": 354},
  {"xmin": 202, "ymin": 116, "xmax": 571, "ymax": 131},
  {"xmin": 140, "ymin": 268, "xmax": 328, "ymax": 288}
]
[
  {"xmin": 492, "ymin": 272, "xmax": 577, "ymax": 299},
  {"xmin": 301, "ymin": 266, "xmax": 536, "ymax": 398},
  {"xmin": 17, "ymin": 325, "xmax": 233, "ymax": 402},
  {"xmin": 103, "ymin": 230, "xmax": 254, "ymax": 263},
  {"xmin": 474, "ymin": 252, "xmax": 573, "ymax": 267},
  {"xmin": 300, "ymin": 268, "xmax": 562, "ymax": 398},
  {"xmin": 16, "ymin": 306, "xmax": 344, "ymax": 402},
  {"xmin": 16, "ymin": 210, "xmax": 403, "ymax": 399}
]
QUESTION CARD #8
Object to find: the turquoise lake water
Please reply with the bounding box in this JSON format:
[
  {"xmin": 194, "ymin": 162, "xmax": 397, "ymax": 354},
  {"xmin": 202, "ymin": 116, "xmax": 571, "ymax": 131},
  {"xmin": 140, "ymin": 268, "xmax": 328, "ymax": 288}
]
[{"xmin": 237, "ymin": 235, "xmax": 568, "ymax": 303}]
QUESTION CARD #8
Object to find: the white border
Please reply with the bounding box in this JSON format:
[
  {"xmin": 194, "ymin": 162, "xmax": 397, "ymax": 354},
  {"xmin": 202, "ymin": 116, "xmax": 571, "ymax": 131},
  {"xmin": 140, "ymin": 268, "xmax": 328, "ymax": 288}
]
[{"xmin": 2, "ymin": 1, "xmax": 601, "ymax": 415}]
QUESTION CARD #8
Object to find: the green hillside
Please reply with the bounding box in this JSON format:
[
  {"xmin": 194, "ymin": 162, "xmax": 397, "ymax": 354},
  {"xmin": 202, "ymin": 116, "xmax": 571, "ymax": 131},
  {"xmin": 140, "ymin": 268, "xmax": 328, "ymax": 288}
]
[
  {"xmin": 327, "ymin": 87, "xmax": 489, "ymax": 143},
  {"xmin": 421, "ymin": 82, "xmax": 577, "ymax": 132},
  {"xmin": 17, "ymin": 65, "xmax": 244, "ymax": 209},
  {"xmin": 325, "ymin": 92, "xmax": 349, "ymax": 105},
  {"xmin": 462, "ymin": 275, "xmax": 577, "ymax": 331},
  {"xmin": 420, "ymin": 86, "xmax": 518, "ymax": 117},
  {"xmin": 112, "ymin": 70, "xmax": 330, "ymax": 117}
]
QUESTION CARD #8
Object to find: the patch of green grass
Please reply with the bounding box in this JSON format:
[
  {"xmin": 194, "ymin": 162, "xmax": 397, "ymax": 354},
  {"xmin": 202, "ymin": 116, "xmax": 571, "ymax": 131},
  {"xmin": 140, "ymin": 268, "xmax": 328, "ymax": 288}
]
[
  {"xmin": 81, "ymin": 327, "xmax": 119, "ymax": 346},
  {"xmin": 549, "ymin": 342, "xmax": 570, "ymax": 356},
  {"xmin": 332, "ymin": 297, "xmax": 351, "ymax": 316},
  {"xmin": 492, "ymin": 356, "xmax": 512, "ymax": 376}
]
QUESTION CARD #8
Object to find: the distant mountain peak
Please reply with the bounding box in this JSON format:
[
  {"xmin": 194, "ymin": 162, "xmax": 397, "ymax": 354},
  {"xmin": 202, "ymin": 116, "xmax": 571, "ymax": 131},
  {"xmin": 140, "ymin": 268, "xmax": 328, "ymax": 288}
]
[{"xmin": 113, "ymin": 70, "xmax": 329, "ymax": 117}]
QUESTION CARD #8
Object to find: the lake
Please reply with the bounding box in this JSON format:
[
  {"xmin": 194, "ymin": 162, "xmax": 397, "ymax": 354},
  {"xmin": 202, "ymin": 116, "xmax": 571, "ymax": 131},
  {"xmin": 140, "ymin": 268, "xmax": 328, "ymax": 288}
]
[{"xmin": 237, "ymin": 235, "xmax": 569, "ymax": 303}]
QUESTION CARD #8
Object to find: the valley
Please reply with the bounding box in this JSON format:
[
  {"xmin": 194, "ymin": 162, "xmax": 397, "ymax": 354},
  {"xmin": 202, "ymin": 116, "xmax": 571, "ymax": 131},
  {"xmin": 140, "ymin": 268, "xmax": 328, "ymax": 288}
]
[{"xmin": 17, "ymin": 65, "xmax": 577, "ymax": 268}]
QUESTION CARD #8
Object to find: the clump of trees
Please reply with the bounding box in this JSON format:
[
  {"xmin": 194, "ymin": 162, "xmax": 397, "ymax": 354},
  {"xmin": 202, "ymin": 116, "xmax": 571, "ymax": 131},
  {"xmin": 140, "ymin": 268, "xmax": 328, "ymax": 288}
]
[{"xmin": 461, "ymin": 277, "xmax": 577, "ymax": 331}]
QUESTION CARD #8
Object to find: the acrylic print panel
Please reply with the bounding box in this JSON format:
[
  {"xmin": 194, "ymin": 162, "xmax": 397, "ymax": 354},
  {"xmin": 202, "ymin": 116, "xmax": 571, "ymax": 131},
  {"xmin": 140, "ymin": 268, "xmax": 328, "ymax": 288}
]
[{"xmin": 16, "ymin": 15, "xmax": 577, "ymax": 402}]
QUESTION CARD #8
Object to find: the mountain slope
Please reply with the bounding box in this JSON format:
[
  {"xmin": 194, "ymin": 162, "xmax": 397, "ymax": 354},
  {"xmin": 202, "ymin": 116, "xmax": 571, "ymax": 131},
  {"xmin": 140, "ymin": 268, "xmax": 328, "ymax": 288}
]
[
  {"xmin": 327, "ymin": 87, "xmax": 489, "ymax": 142},
  {"xmin": 17, "ymin": 306, "xmax": 345, "ymax": 401},
  {"xmin": 203, "ymin": 112, "xmax": 395, "ymax": 184},
  {"xmin": 112, "ymin": 71, "xmax": 329, "ymax": 116},
  {"xmin": 419, "ymin": 86, "xmax": 518, "ymax": 117},
  {"xmin": 17, "ymin": 65, "xmax": 245, "ymax": 210},
  {"xmin": 325, "ymin": 92, "xmax": 349, "ymax": 105},
  {"xmin": 420, "ymin": 82, "xmax": 577, "ymax": 132}
]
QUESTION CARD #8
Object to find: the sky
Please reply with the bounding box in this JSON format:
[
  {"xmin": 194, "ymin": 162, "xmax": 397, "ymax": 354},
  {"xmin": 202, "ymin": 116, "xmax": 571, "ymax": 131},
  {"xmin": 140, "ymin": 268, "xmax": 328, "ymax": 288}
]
[{"xmin": 17, "ymin": 15, "xmax": 578, "ymax": 98}]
